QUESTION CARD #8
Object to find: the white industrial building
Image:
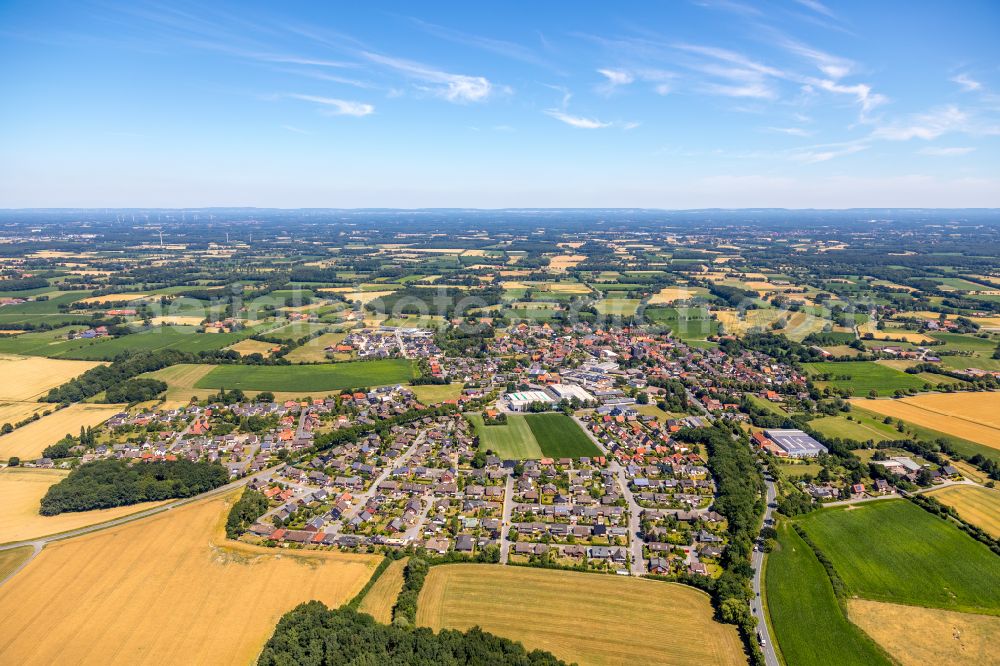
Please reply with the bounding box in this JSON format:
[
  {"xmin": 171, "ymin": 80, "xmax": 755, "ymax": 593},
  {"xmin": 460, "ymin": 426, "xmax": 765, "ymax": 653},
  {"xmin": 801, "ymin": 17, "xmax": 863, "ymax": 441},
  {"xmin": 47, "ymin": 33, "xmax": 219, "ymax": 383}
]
[
  {"xmin": 546, "ymin": 383, "xmax": 596, "ymax": 404},
  {"xmin": 504, "ymin": 390, "xmax": 555, "ymax": 411}
]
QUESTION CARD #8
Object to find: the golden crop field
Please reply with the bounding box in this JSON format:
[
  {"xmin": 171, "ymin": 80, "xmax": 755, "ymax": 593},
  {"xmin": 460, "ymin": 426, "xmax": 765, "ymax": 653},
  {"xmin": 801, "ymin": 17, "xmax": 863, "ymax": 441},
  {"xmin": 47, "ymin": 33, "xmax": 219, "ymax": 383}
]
[
  {"xmin": 357, "ymin": 557, "xmax": 408, "ymax": 624},
  {"xmin": 76, "ymin": 293, "xmax": 152, "ymax": 304},
  {"xmin": 0, "ymin": 404, "xmax": 123, "ymax": 460},
  {"xmin": 848, "ymin": 600, "xmax": 1000, "ymax": 666},
  {"xmin": 226, "ymin": 339, "xmax": 277, "ymax": 357},
  {"xmin": 850, "ymin": 393, "xmax": 1000, "ymax": 450},
  {"xmin": 0, "ymin": 401, "xmax": 49, "ymax": 425},
  {"xmin": 148, "ymin": 315, "xmax": 205, "ymax": 326},
  {"xmin": 548, "ymin": 254, "xmax": 586, "ymax": 271},
  {"xmin": 648, "ymin": 286, "xmax": 695, "ymax": 304},
  {"xmin": 0, "ymin": 493, "xmax": 378, "ymax": 666},
  {"xmin": 416, "ymin": 564, "xmax": 745, "ymax": 666},
  {"xmin": 716, "ymin": 308, "xmax": 786, "ymax": 336},
  {"xmin": 926, "ymin": 485, "xmax": 1000, "ymax": 538},
  {"xmin": 284, "ymin": 332, "xmax": 348, "ymax": 363},
  {"xmin": 857, "ymin": 322, "xmax": 934, "ymax": 344},
  {"xmin": 0, "ymin": 467, "xmax": 168, "ymax": 544},
  {"xmin": 409, "ymin": 383, "xmax": 464, "ymax": 404},
  {"xmin": 0, "ymin": 354, "xmax": 104, "ymax": 402}
]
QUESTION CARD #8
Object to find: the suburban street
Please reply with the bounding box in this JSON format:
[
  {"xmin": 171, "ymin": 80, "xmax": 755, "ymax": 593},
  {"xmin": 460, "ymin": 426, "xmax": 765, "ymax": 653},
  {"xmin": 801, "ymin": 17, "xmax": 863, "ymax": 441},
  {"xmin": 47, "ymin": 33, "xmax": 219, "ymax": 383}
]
[
  {"xmin": 751, "ymin": 476, "xmax": 780, "ymax": 666},
  {"xmin": 499, "ymin": 472, "xmax": 515, "ymax": 564}
]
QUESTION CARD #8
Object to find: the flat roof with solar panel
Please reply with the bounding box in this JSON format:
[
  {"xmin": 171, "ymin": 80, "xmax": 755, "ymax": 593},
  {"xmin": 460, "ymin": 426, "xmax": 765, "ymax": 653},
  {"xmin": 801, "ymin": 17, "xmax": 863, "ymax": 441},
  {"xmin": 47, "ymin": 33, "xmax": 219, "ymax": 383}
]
[{"xmin": 764, "ymin": 429, "xmax": 828, "ymax": 458}]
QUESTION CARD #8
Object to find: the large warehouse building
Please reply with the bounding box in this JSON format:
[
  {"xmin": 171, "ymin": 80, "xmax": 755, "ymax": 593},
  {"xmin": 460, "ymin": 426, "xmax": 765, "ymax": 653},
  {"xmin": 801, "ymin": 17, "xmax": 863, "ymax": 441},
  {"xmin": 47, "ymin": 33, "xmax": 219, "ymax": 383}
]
[
  {"xmin": 504, "ymin": 390, "xmax": 555, "ymax": 411},
  {"xmin": 763, "ymin": 429, "xmax": 828, "ymax": 458}
]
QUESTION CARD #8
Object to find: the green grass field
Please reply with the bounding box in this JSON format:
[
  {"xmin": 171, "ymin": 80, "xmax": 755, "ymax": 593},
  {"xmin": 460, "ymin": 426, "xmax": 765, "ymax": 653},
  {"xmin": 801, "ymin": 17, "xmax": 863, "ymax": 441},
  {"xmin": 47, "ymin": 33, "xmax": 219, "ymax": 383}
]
[
  {"xmin": 195, "ymin": 358, "xmax": 416, "ymax": 393},
  {"xmin": 766, "ymin": 521, "xmax": 890, "ymax": 666},
  {"xmin": 0, "ymin": 325, "xmax": 253, "ymax": 360},
  {"xmin": 797, "ymin": 500, "xmax": 1000, "ymax": 615},
  {"xmin": 643, "ymin": 306, "xmax": 719, "ymax": 341},
  {"xmin": 468, "ymin": 413, "xmax": 542, "ymax": 459},
  {"xmin": 809, "ymin": 413, "xmax": 899, "ymax": 442},
  {"xmin": 524, "ymin": 413, "xmax": 602, "ymax": 458},
  {"xmin": 803, "ymin": 361, "xmax": 927, "ymax": 396}
]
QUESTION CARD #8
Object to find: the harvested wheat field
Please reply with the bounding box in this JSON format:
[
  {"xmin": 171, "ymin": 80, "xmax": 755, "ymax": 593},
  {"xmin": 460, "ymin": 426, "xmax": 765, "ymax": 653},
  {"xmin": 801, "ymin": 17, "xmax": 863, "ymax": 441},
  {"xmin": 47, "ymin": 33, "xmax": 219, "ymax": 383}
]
[
  {"xmin": 0, "ymin": 467, "xmax": 167, "ymax": 544},
  {"xmin": 548, "ymin": 254, "xmax": 586, "ymax": 271},
  {"xmin": 0, "ymin": 354, "xmax": 103, "ymax": 401},
  {"xmin": 0, "ymin": 547, "xmax": 33, "ymax": 583},
  {"xmin": 148, "ymin": 315, "xmax": 204, "ymax": 326},
  {"xmin": 848, "ymin": 599, "xmax": 1000, "ymax": 666},
  {"xmin": 358, "ymin": 557, "xmax": 408, "ymax": 623},
  {"xmin": 0, "ymin": 401, "xmax": 49, "ymax": 425},
  {"xmin": 648, "ymin": 286, "xmax": 695, "ymax": 304},
  {"xmin": 77, "ymin": 292, "xmax": 152, "ymax": 304},
  {"xmin": 0, "ymin": 492, "xmax": 378, "ymax": 666},
  {"xmin": 416, "ymin": 564, "xmax": 745, "ymax": 666},
  {"xmin": 0, "ymin": 404, "xmax": 123, "ymax": 460},
  {"xmin": 226, "ymin": 339, "xmax": 277, "ymax": 357},
  {"xmin": 850, "ymin": 393, "xmax": 1000, "ymax": 450},
  {"xmin": 926, "ymin": 485, "xmax": 1000, "ymax": 538}
]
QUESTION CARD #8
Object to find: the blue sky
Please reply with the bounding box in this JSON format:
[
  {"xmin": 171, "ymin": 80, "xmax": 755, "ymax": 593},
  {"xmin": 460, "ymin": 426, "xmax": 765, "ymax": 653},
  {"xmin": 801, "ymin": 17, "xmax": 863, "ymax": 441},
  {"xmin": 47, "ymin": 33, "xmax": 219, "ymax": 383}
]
[{"xmin": 1, "ymin": 0, "xmax": 998, "ymax": 208}]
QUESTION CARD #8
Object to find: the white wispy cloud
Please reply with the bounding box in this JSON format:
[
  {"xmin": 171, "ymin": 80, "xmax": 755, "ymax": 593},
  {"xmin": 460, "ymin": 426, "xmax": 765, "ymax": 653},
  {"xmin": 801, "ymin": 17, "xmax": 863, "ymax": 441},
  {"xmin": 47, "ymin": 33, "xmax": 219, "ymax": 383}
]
[
  {"xmin": 794, "ymin": 0, "xmax": 836, "ymax": 18},
  {"xmin": 778, "ymin": 38, "xmax": 853, "ymax": 79},
  {"xmin": 766, "ymin": 126, "xmax": 813, "ymax": 137},
  {"xmin": 409, "ymin": 18, "xmax": 553, "ymax": 70},
  {"xmin": 872, "ymin": 105, "xmax": 968, "ymax": 140},
  {"xmin": 288, "ymin": 94, "xmax": 374, "ymax": 117},
  {"xmin": 360, "ymin": 51, "xmax": 495, "ymax": 103},
  {"xmin": 544, "ymin": 109, "xmax": 611, "ymax": 129},
  {"xmin": 951, "ymin": 73, "xmax": 982, "ymax": 93},
  {"xmin": 918, "ymin": 146, "xmax": 975, "ymax": 156},
  {"xmin": 789, "ymin": 141, "xmax": 867, "ymax": 163},
  {"xmin": 598, "ymin": 68, "xmax": 634, "ymax": 86},
  {"xmin": 812, "ymin": 79, "xmax": 887, "ymax": 115}
]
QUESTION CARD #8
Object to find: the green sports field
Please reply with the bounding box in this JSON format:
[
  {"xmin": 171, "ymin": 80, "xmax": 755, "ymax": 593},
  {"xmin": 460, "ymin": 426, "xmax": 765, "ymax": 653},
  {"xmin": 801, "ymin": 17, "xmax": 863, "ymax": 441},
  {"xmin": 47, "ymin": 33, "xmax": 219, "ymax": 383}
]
[
  {"xmin": 525, "ymin": 413, "xmax": 602, "ymax": 458},
  {"xmin": 797, "ymin": 500, "xmax": 1000, "ymax": 615},
  {"xmin": 766, "ymin": 521, "xmax": 890, "ymax": 666},
  {"xmin": 468, "ymin": 412, "xmax": 600, "ymax": 459},
  {"xmin": 802, "ymin": 360, "xmax": 927, "ymax": 396},
  {"xmin": 468, "ymin": 413, "xmax": 542, "ymax": 459},
  {"xmin": 194, "ymin": 358, "xmax": 416, "ymax": 393}
]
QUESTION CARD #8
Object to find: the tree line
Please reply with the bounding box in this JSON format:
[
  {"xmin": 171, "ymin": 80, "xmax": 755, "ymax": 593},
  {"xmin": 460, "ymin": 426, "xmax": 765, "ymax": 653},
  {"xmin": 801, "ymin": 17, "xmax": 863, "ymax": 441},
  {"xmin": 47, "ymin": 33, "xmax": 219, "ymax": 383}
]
[
  {"xmin": 40, "ymin": 459, "xmax": 228, "ymax": 515},
  {"xmin": 257, "ymin": 602, "xmax": 566, "ymax": 666}
]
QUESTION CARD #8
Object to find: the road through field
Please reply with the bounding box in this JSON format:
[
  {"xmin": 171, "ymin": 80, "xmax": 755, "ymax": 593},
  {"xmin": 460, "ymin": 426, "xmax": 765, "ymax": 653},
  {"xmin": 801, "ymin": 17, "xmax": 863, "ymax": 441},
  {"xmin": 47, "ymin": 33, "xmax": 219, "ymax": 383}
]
[{"xmin": 753, "ymin": 476, "xmax": 779, "ymax": 666}]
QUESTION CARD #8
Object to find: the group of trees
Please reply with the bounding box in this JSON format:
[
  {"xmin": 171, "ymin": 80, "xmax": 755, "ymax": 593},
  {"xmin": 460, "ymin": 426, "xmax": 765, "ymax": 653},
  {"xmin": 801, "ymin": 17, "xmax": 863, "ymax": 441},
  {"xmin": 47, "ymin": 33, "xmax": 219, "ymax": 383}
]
[
  {"xmin": 39, "ymin": 459, "xmax": 228, "ymax": 515},
  {"xmin": 104, "ymin": 378, "xmax": 167, "ymax": 403},
  {"xmin": 225, "ymin": 488, "xmax": 270, "ymax": 539},
  {"xmin": 258, "ymin": 602, "xmax": 566, "ymax": 666},
  {"xmin": 673, "ymin": 424, "xmax": 764, "ymax": 663}
]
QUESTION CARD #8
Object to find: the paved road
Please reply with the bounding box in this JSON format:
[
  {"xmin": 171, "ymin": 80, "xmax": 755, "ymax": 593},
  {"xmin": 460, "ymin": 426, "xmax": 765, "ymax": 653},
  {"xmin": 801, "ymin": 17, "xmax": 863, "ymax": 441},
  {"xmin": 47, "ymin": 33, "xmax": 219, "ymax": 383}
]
[
  {"xmin": 571, "ymin": 415, "xmax": 646, "ymax": 575},
  {"xmin": 751, "ymin": 476, "xmax": 780, "ymax": 666},
  {"xmin": 327, "ymin": 432, "xmax": 426, "ymax": 536},
  {"xmin": 499, "ymin": 472, "xmax": 515, "ymax": 564}
]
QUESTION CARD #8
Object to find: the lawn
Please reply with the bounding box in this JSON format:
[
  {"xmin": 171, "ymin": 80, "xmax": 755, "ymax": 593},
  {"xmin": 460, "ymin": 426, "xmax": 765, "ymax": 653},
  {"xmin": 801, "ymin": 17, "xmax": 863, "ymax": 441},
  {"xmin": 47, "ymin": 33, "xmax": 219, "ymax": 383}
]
[
  {"xmin": 797, "ymin": 500, "xmax": 1000, "ymax": 615},
  {"xmin": 524, "ymin": 413, "xmax": 602, "ymax": 458},
  {"xmin": 408, "ymin": 383, "xmax": 464, "ymax": 404},
  {"xmin": 468, "ymin": 413, "xmax": 542, "ymax": 459},
  {"xmin": 802, "ymin": 361, "xmax": 927, "ymax": 396},
  {"xmin": 766, "ymin": 521, "xmax": 890, "ymax": 666},
  {"xmin": 808, "ymin": 414, "xmax": 898, "ymax": 442},
  {"xmin": 195, "ymin": 359, "xmax": 416, "ymax": 393},
  {"xmin": 416, "ymin": 564, "xmax": 745, "ymax": 666}
]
